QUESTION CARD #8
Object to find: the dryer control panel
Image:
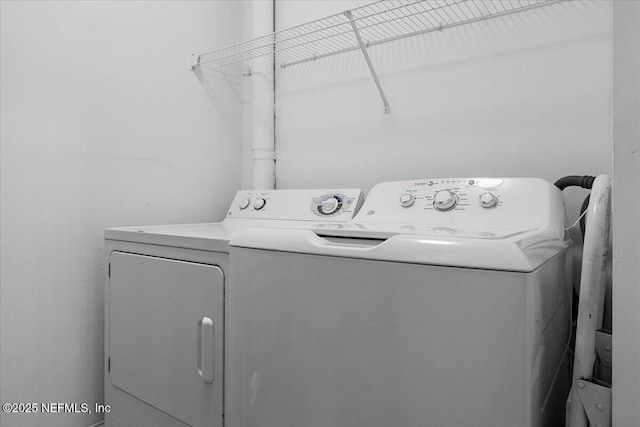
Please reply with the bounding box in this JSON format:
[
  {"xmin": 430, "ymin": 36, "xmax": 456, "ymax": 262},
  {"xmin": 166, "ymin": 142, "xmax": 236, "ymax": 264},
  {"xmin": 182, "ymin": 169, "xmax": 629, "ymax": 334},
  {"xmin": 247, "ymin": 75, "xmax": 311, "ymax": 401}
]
[
  {"xmin": 227, "ymin": 189, "xmax": 364, "ymax": 222},
  {"xmin": 354, "ymin": 178, "xmax": 565, "ymax": 239}
]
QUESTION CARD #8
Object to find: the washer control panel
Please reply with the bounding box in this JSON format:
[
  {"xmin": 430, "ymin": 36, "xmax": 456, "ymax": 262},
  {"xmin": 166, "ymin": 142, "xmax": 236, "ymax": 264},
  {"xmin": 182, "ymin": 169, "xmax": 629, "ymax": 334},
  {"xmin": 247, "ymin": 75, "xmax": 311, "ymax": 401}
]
[
  {"xmin": 385, "ymin": 178, "xmax": 505, "ymax": 214},
  {"xmin": 354, "ymin": 178, "xmax": 565, "ymax": 237},
  {"xmin": 227, "ymin": 189, "xmax": 364, "ymax": 222}
]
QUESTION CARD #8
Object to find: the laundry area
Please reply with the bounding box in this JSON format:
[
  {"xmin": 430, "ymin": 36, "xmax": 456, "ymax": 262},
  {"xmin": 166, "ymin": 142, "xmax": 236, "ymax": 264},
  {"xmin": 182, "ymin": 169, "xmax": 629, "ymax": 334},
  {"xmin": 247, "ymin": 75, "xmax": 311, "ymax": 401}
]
[{"xmin": 0, "ymin": 1, "xmax": 638, "ymax": 427}]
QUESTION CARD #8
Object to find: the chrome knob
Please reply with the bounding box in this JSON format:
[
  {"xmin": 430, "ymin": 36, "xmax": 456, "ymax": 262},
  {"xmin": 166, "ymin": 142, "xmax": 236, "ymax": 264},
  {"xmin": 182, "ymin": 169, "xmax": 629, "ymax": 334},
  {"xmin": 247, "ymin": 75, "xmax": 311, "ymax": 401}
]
[
  {"xmin": 253, "ymin": 198, "xmax": 266, "ymax": 210},
  {"xmin": 239, "ymin": 198, "xmax": 250, "ymax": 210},
  {"xmin": 399, "ymin": 193, "xmax": 415, "ymax": 208},
  {"xmin": 433, "ymin": 190, "xmax": 458, "ymax": 211},
  {"xmin": 479, "ymin": 193, "xmax": 498, "ymax": 208},
  {"xmin": 321, "ymin": 197, "xmax": 340, "ymax": 214}
]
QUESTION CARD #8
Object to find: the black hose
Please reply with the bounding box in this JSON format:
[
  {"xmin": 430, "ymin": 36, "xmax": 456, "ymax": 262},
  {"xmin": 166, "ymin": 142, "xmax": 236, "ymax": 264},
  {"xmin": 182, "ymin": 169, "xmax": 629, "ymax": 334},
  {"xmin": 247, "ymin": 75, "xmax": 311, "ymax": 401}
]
[
  {"xmin": 554, "ymin": 175, "xmax": 596, "ymax": 238},
  {"xmin": 554, "ymin": 175, "xmax": 596, "ymax": 191}
]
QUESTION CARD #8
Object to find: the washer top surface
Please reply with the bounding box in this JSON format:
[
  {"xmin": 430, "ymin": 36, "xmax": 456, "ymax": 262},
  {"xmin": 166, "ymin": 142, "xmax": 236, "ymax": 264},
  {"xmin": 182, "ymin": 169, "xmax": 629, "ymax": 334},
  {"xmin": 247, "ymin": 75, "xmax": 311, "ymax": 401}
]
[
  {"xmin": 230, "ymin": 178, "xmax": 571, "ymax": 272},
  {"xmin": 104, "ymin": 188, "xmax": 364, "ymax": 253}
]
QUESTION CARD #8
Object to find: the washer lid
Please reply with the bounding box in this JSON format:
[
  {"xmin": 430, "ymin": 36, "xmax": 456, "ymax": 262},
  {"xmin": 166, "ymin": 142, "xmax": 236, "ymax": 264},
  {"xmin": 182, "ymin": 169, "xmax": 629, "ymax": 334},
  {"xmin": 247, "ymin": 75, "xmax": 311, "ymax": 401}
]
[{"xmin": 230, "ymin": 227, "xmax": 570, "ymax": 272}]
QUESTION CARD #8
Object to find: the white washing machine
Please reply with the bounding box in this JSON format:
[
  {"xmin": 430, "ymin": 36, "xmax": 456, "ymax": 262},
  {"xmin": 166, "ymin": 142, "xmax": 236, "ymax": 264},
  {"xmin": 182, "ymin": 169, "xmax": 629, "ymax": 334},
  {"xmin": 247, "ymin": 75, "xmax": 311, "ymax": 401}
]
[
  {"xmin": 227, "ymin": 178, "xmax": 572, "ymax": 427},
  {"xmin": 103, "ymin": 188, "xmax": 364, "ymax": 427}
]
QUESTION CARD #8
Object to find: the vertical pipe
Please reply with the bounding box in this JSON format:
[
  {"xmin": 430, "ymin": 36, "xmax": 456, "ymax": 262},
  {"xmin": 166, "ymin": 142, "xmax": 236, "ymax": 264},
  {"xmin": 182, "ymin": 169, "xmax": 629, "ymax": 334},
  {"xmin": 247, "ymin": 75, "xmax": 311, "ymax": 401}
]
[
  {"xmin": 250, "ymin": 0, "xmax": 275, "ymax": 190},
  {"xmin": 566, "ymin": 174, "xmax": 612, "ymax": 427}
]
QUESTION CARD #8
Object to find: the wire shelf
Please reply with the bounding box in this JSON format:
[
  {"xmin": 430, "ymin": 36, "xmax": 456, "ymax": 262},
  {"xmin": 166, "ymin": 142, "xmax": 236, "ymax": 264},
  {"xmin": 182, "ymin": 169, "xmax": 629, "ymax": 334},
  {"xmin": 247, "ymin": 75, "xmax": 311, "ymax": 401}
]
[{"xmin": 194, "ymin": 0, "xmax": 564, "ymax": 75}]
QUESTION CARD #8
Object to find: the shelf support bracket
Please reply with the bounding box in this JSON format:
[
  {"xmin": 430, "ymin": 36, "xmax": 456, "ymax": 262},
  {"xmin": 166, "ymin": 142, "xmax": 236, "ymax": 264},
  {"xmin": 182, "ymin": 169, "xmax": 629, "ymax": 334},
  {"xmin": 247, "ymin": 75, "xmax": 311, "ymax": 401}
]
[{"xmin": 344, "ymin": 10, "xmax": 390, "ymax": 114}]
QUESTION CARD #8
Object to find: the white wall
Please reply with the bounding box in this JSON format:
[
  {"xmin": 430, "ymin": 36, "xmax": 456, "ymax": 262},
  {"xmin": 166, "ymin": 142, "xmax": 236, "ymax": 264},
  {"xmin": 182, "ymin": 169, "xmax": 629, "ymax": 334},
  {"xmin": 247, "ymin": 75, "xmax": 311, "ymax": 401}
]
[
  {"xmin": 612, "ymin": 1, "xmax": 640, "ymax": 425},
  {"xmin": 0, "ymin": 2, "xmax": 244, "ymax": 426},
  {"xmin": 274, "ymin": 0, "xmax": 611, "ymax": 230}
]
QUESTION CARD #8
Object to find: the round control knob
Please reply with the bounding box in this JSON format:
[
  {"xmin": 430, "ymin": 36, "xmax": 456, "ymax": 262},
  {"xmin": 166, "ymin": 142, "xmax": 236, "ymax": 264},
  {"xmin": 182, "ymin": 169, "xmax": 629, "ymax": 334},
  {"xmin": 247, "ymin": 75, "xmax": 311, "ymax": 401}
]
[
  {"xmin": 321, "ymin": 197, "xmax": 340, "ymax": 215},
  {"xmin": 238, "ymin": 198, "xmax": 250, "ymax": 210},
  {"xmin": 433, "ymin": 190, "xmax": 458, "ymax": 211},
  {"xmin": 479, "ymin": 193, "xmax": 498, "ymax": 208},
  {"xmin": 399, "ymin": 193, "xmax": 415, "ymax": 208},
  {"xmin": 253, "ymin": 198, "xmax": 266, "ymax": 210}
]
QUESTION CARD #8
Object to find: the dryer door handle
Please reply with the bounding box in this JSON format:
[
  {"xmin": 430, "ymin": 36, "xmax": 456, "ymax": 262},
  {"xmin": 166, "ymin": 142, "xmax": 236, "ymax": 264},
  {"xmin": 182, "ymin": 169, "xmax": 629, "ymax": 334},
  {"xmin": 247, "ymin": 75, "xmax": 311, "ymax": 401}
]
[{"xmin": 197, "ymin": 316, "xmax": 214, "ymax": 384}]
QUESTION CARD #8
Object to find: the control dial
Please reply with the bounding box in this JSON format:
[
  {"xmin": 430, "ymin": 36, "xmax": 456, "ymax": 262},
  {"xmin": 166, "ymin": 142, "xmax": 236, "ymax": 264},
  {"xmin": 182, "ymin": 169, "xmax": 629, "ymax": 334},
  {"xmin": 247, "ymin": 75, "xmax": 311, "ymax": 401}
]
[
  {"xmin": 321, "ymin": 197, "xmax": 340, "ymax": 214},
  {"xmin": 253, "ymin": 198, "xmax": 266, "ymax": 210},
  {"xmin": 238, "ymin": 198, "xmax": 250, "ymax": 210},
  {"xmin": 433, "ymin": 190, "xmax": 458, "ymax": 211},
  {"xmin": 479, "ymin": 193, "xmax": 498, "ymax": 208},
  {"xmin": 317, "ymin": 195, "xmax": 343, "ymax": 215},
  {"xmin": 399, "ymin": 193, "xmax": 415, "ymax": 208}
]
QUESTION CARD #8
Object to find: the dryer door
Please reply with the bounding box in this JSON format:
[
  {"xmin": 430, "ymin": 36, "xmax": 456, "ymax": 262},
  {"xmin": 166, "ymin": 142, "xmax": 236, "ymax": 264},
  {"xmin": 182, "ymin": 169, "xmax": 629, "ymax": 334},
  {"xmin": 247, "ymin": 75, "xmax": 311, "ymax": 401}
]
[{"xmin": 109, "ymin": 252, "xmax": 223, "ymax": 427}]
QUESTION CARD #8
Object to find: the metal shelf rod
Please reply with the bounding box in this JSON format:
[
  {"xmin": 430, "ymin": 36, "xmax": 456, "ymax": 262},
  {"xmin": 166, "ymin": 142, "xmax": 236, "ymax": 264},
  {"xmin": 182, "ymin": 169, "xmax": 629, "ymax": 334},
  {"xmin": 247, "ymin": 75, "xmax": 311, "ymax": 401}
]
[{"xmin": 345, "ymin": 10, "xmax": 390, "ymax": 114}]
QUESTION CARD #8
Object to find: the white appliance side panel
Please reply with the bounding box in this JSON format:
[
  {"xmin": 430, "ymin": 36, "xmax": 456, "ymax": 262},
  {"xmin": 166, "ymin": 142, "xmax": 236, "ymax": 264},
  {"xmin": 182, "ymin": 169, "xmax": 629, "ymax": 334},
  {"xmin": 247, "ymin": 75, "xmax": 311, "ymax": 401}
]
[
  {"xmin": 109, "ymin": 252, "xmax": 223, "ymax": 427},
  {"xmin": 227, "ymin": 249, "xmax": 551, "ymax": 427}
]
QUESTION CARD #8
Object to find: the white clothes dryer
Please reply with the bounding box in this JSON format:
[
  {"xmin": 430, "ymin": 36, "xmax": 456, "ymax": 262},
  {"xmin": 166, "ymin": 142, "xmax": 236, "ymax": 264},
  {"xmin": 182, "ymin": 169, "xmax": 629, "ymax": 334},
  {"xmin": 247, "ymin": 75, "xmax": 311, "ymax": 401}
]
[
  {"xmin": 227, "ymin": 178, "xmax": 572, "ymax": 427},
  {"xmin": 103, "ymin": 188, "xmax": 363, "ymax": 427}
]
